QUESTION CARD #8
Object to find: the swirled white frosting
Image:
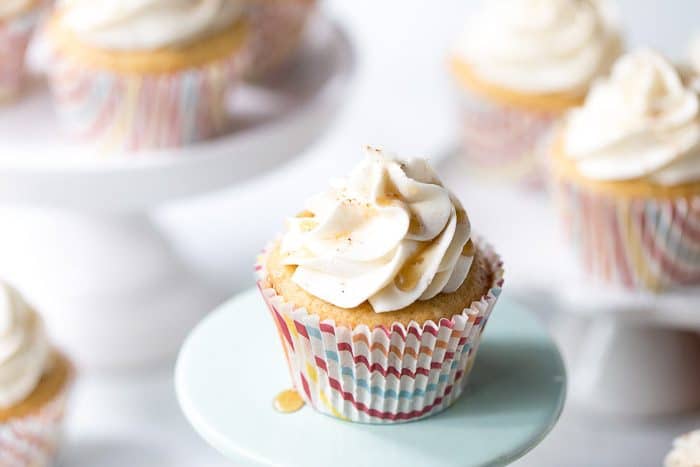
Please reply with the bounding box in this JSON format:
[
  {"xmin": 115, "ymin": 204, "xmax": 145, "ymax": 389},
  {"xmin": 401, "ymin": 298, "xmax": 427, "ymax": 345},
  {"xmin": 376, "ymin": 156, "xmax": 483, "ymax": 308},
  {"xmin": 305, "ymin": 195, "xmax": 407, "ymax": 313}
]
[
  {"xmin": 564, "ymin": 49, "xmax": 700, "ymax": 185},
  {"xmin": 689, "ymin": 33, "xmax": 700, "ymax": 75},
  {"xmin": 0, "ymin": 282, "xmax": 50, "ymax": 409},
  {"xmin": 58, "ymin": 0, "xmax": 245, "ymax": 50},
  {"xmin": 455, "ymin": 0, "xmax": 620, "ymax": 95},
  {"xmin": 0, "ymin": 0, "xmax": 35, "ymax": 19},
  {"xmin": 280, "ymin": 147, "xmax": 474, "ymax": 313},
  {"xmin": 665, "ymin": 431, "xmax": 700, "ymax": 467}
]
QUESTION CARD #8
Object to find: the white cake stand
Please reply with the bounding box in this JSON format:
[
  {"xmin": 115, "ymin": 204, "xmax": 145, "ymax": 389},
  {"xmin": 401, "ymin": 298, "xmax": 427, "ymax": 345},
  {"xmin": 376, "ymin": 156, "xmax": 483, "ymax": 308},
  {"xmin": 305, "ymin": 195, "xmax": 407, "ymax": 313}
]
[
  {"xmin": 553, "ymin": 276, "xmax": 700, "ymax": 416},
  {"xmin": 0, "ymin": 14, "xmax": 354, "ymax": 371}
]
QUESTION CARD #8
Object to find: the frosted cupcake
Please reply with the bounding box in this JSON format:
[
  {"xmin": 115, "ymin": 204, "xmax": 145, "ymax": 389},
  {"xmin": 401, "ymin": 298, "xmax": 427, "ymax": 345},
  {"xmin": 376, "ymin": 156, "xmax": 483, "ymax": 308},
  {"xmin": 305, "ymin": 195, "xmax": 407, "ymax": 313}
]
[
  {"xmin": 245, "ymin": 0, "xmax": 317, "ymax": 78},
  {"xmin": 550, "ymin": 49, "xmax": 700, "ymax": 292},
  {"xmin": 665, "ymin": 430, "xmax": 700, "ymax": 467},
  {"xmin": 46, "ymin": 0, "xmax": 249, "ymax": 153},
  {"xmin": 0, "ymin": 0, "xmax": 49, "ymax": 101},
  {"xmin": 0, "ymin": 281, "xmax": 72, "ymax": 467},
  {"xmin": 257, "ymin": 147, "xmax": 504, "ymax": 423},
  {"xmin": 449, "ymin": 0, "xmax": 621, "ymax": 186}
]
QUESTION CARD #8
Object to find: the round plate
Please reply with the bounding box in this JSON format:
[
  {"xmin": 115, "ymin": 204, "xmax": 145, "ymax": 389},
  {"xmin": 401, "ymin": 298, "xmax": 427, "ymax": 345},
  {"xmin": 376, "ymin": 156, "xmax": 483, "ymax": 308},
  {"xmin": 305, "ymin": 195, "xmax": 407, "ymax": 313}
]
[
  {"xmin": 176, "ymin": 289, "xmax": 566, "ymax": 467},
  {"xmin": 0, "ymin": 15, "xmax": 354, "ymax": 210}
]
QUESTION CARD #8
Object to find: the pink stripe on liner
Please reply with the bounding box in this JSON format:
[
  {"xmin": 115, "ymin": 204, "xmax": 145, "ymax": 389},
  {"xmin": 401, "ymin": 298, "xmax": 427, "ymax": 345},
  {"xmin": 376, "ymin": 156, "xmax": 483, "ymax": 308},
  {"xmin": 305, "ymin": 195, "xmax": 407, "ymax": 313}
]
[
  {"xmin": 300, "ymin": 373, "xmax": 312, "ymax": 401},
  {"xmin": 609, "ymin": 200, "xmax": 634, "ymax": 288},
  {"xmin": 271, "ymin": 308, "xmax": 294, "ymax": 350},
  {"xmin": 673, "ymin": 206, "xmax": 700, "ymax": 243},
  {"xmin": 293, "ymin": 321, "xmax": 309, "ymax": 339},
  {"xmin": 314, "ymin": 356, "xmax": 327, "ymax": 372}
]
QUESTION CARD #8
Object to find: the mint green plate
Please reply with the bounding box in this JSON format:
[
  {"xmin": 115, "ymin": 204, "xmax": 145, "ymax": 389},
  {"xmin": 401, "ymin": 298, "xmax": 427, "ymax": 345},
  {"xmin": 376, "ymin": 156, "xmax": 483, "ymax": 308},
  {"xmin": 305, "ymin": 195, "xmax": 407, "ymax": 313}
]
[{"xmin": 176, "ymin": 289, "xmax": 566, "ymax": 467}]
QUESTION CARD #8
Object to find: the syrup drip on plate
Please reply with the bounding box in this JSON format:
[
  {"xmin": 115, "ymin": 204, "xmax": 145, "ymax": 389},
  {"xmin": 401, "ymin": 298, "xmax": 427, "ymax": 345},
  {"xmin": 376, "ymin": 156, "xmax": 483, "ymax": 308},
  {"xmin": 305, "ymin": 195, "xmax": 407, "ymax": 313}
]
[{"xmin": 273, "ymin": 389, "xmax": 305, "ymax": 413}]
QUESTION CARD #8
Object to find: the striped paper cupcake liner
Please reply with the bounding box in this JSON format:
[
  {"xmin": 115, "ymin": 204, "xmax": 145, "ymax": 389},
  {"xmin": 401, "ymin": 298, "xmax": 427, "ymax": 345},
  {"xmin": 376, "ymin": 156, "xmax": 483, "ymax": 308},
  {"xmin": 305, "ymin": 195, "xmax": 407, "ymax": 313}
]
[
  {"xmin": 245, "ymin": 0, "xmax": 316, "ymax": 78},
  {"xmin": 554, "ymin": 178, "xmax": 700, "ymax": 292},
  {"xmin": 256, "ymin": 239, "xmax": 504, "ymax": 424},
  {"xmin": 46, "ymin": 43, "xmax": 247, "ymax": 154},
  {"xmin": 456, "ymin": 87, "xmax": 559, "ymax": 189},
  {"xmin": 0, "ymin": 4, "xmax": 45, "ymax": 101},
  {"xmin": 0, "ymin": 387, "xmax": 69, "ymax": 467}
]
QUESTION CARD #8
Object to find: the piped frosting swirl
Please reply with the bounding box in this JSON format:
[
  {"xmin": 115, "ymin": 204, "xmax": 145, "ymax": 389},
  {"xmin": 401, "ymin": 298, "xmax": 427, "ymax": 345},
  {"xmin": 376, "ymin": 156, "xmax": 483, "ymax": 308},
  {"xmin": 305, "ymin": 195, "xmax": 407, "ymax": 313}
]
[
  {"xmin": 0, "ymin": 281, "xmax": 50, "ymax": 409},
  {"xmin": 454, "ymin": 0, "xmax": 621, "ymax": 95},
  {"xmin": 57, "ymin": 0, "xmax": 245, "ymax": 50},
  {"xmin": 280, "ymin": 147, "xmax": 474, "ymax": 313},
  {"xmin": 564, "ymin": 49, "xmax": 700, "ymax": 185}
]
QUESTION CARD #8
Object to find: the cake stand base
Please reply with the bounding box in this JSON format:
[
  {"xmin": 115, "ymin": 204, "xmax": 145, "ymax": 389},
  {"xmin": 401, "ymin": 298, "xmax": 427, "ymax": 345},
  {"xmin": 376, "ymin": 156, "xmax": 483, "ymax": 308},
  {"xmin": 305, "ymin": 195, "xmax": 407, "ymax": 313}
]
[
  {"xmin": 0, "ymin": 208, "xmax": 225, "ymax": 370},
  {"xmin": 553, "ymin": 315, "xmax": 700, "ymax": 416}
]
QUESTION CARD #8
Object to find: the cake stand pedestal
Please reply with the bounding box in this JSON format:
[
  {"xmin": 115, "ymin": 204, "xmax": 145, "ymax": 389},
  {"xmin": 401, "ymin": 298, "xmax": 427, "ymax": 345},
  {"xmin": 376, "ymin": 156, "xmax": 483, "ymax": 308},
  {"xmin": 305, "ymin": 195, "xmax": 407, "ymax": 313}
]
[
  {"xmin": 0, "ymin": 15, "xmax": 354, "ymax": 371},
  {"xmin": 555, "ymin": 284, "xmax": 700, "ymax": 416},
  {"xmin": 176, "ymin": 289, "xmax": 566, "ymax": 467}
]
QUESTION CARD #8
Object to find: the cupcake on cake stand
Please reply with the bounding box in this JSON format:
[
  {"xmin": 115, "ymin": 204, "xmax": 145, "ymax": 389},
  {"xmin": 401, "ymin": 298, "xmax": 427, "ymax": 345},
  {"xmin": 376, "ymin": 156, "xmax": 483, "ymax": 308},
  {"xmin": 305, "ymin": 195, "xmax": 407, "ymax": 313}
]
[
  {"xmin": 547, "ymin": 50, "xmax": 700, "ymax": 416},
  {"xmin": 0, "ymin": 14, "xmax": 354, "ymax": 370},
  {"xmin": 175, "ymin": 149, "xmax": 567, "ymax": 467}
]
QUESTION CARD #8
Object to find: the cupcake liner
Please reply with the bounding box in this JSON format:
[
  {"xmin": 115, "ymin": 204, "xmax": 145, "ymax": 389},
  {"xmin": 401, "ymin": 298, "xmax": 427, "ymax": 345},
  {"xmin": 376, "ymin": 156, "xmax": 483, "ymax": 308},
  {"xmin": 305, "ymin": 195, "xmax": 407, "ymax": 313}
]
[
  {"xmin": 554, "ymin": 178, "xmax": 700, "ymax": 292},
  {"xmin": 256, "ymin": 239, "xmax": 504, "ymax": 424},
  {"xmin": 245, "ymin": 0, "xmax": 316, "ymax": 78},
  {"xmin": 46, "ymin": 42, "xmax": 247, "ymax": 153},
  {"xmin": 0, "ymin": 386, "xmax": 69, "ymax": 467},
  {"xmin": 0, "ymin": 4, "xmax": 45, "ymax": 101},
  {"xmin": 456, "ymin": 86, "xmax": 559, "ymax": 188}
]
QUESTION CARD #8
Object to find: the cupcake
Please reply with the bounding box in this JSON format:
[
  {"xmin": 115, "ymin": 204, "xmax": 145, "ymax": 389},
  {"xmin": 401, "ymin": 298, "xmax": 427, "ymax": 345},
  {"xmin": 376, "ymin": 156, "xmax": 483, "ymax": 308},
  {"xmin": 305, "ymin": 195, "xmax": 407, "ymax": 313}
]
[
  {"xmin": 550, "ymin": 49, "xmax": 700, "ymax": 292},
  {"xmin": 0, "ymin": 0, "xmax": 49, "ymax": 102},
  {"xmin": 257, "ymin": 146, "xmax": 504, "ymax": 423},
  {"xmin": 665, "ymin": 430, "xmax": 700, "ymax": 467},
  {"xmin": 245, "ymin": 0, "xmax": 317, "ymax": 78},
  {"xmin": 46, "ymin": 0, "xmax": 250, "ymax": 153},
  {"xmin": 449, "ymin": 0, "xmax": 621, "ymax": 186},
  {"xmin": 0, "ymin": 281, "xmax": 72, "ymax": 467}
]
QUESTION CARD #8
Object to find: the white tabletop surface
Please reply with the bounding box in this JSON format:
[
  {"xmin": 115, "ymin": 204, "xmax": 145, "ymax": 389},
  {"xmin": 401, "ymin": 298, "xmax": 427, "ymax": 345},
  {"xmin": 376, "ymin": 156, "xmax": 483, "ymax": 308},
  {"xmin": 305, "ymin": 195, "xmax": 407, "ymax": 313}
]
[{"xmin": 52, "ymin": 0, "xmax": 700, "ymax": 465}]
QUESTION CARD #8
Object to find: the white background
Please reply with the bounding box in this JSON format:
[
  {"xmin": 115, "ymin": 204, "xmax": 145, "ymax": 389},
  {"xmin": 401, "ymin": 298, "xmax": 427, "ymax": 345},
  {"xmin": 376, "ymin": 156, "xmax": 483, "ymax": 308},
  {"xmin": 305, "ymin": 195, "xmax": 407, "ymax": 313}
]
[{"xmin": 38, "ymin": 0, "xmax": 700, "ymax": 465}]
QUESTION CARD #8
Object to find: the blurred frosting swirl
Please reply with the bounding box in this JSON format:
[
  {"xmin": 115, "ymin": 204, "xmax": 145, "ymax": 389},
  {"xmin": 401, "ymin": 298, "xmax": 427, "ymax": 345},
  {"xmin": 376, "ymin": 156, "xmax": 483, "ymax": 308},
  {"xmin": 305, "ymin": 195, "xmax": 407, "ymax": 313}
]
[
  {"xmin": 0, "ymin": 281, "xmax": 50, "ymax": 409},
  {"xmin": 0, "ymin": 0, "xmax": 35, "ymax": 19},
  {"xmin": 689, "ymin": 32, "xmax": 700, "ymax": 76},
  {"xmin": 280, "ymin": 147, "xmax": 474, "ymax": 313},
  {"xmin": 564, "ymin": 49, "xmax": 700, "ymax": 185},
  {"xmin": 58, "ymin": 0, "xmax": 245, "ymax": 50},
  {"xmin": 455, "ymin": 0, "xmax": 620, "ymax": 95},
  {"xmin": 665, "ymin": 430, "xmax": 700, "ymax": 467}
]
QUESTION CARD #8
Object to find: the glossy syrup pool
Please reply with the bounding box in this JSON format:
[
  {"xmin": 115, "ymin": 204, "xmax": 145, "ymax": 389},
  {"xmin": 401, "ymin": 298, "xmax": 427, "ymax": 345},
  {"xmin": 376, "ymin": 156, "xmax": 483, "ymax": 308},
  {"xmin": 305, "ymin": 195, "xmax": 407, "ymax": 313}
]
[{"xmin": 273, "ymin": 389, "xmax": 305, "ymax": 414}]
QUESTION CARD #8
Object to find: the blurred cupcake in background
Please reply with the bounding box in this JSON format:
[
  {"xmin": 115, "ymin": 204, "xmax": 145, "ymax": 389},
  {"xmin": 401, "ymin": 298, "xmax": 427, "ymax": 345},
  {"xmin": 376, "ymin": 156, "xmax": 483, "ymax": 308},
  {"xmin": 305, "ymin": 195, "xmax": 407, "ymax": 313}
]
[
  {"xmin": 0, "ymin": 281, "xmax": 72, "ymax": 467},
  {"xmin": 550, "ymin": 49, "xmax": 700, "ymax": 292},
  {"xmin": 449, "ymin": 0, "xmax": 622, "ymax": 187},
  {"xmin": 0, "ymin": 0, "xmax": 50, "ymax": 102},
  {"xmin": 257, "ymin": 146, "xmax": 504, "ymax": 423},
  {"xmin": 665, "ymin": 430, "xmax": 700, "ymax": 467},
  {"xmin": 245, "ymin": 0, "xmax": 317, "ymax": 78},
  {"xmin": 46, "ymin": 0, "xmax": 250, "ymax": 153}
]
